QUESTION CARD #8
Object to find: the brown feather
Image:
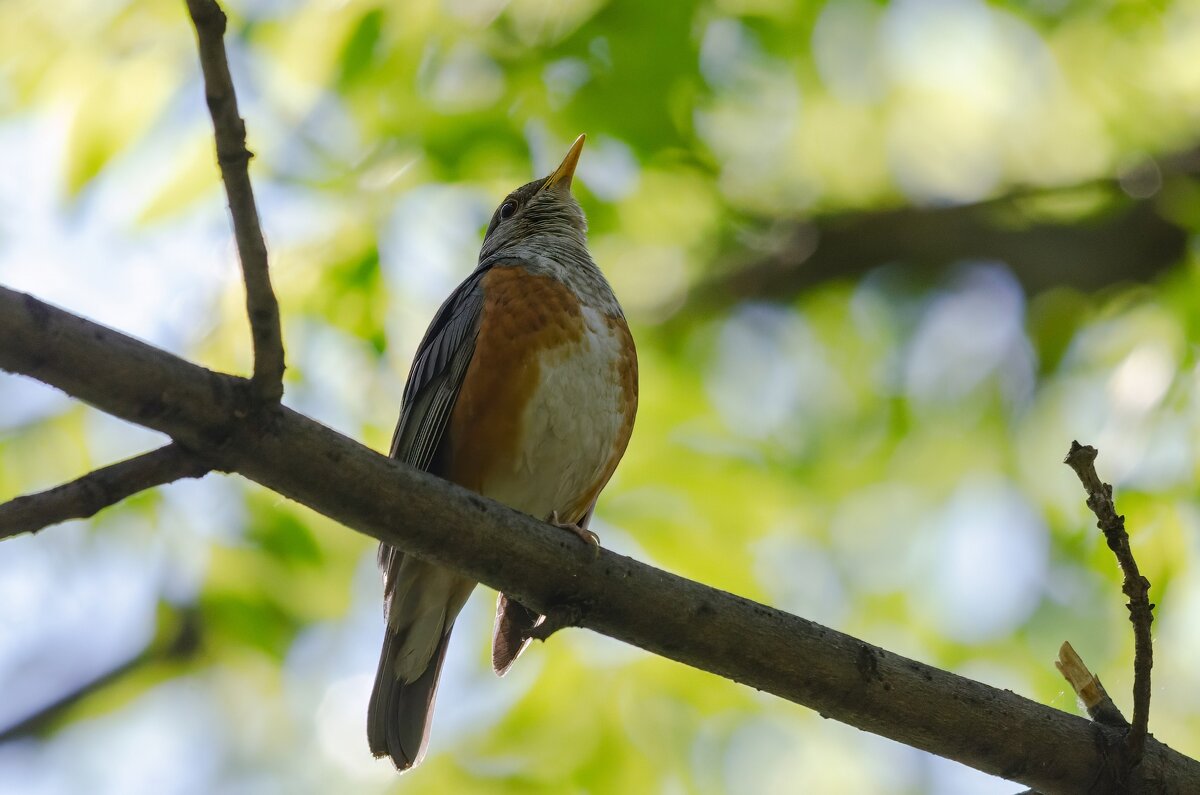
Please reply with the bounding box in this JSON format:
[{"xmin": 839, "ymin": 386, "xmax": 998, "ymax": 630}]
[{"xmin": 492, "ymin": 593, "xmax": 541, "ymax": 676}]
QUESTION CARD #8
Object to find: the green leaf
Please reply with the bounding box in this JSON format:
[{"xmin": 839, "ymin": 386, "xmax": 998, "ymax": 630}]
[
  {"xmin": 200, "ymin": 591, "xmax": 301, "ymax": 660},
  {"xmin": 246, "ymin": 507, "xmax": 324, "ymax": 567},
  {"xmin": 338, "ymin": 9, "xmax": 385, "ymax": 87}
]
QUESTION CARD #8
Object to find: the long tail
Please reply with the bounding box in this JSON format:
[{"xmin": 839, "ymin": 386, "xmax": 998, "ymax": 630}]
[
  {"xmin": 368, "ymin": 548, "xmax": 473, "ymax": 771},
  {"xmin": 367, "ymin": 623, "xmax": 454, "ymax": 770}
]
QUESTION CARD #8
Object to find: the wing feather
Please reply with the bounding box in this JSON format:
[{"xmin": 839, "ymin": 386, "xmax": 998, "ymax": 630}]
[
  {"xmin": 380, "ymin": 265, "xmax": 491, "ymax": 601},
  {"xmin": 389, "ymin": 270, "xmax": 487, "ymax": 468}
]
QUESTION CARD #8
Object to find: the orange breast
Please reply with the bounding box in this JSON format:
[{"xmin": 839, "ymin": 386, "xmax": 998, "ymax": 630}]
[
  {"xmin": 442, "ymin": 266, "xmax": 584, "ymax": 493},
  {"xmin": 440, "ymin": 265, "xmax": 637, "ymax": 524}
]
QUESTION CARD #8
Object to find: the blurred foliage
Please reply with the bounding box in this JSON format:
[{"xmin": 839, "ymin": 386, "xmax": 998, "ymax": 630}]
[{"xmin": 3, "ymin": 0, "xmax": 1200, "ymax": 793}]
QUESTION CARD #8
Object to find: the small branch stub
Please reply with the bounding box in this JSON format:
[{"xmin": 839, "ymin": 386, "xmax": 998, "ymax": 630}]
[
  {"xmin": 1063, "ymin": 441, "xmax": 1154, "ymax": 766},
  {"xmin": 1056, "ymin": 641, "xmax": 1129, "ymax": 729},
  {"xmin": 525, "ymin": 603, "xmax": 586, "ymax": 642}
]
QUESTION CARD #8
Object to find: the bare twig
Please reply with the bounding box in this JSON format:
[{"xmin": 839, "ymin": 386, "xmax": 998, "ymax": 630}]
[
  {"xmin": 0, "ymin": 443, "xmax": 211, "ymax": 540},
  {"xmin": 185, "ymin": 0, "xmax": 285, "ymax": 401},
  {"xmin": 1064, "ymin": 441, "xmax": 1154, "ymax": 764},
  {"xmin": 1056, "ymin": 641, "xmax": 1129, "ymax": 729},
  {"xmin": 4, "ymin": 287, "xmax": 1199, "ymax": 793}
]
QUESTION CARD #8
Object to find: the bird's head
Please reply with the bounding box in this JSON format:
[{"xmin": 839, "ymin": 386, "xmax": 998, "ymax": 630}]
[{"xmin": 478, "ymin": 134, "xmax": 589, "ymax": 263}]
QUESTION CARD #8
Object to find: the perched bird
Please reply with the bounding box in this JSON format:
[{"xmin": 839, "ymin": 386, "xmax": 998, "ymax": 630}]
[{"xmin": 367, "ymin": 135, "xmax": 638, "ymax": 771}]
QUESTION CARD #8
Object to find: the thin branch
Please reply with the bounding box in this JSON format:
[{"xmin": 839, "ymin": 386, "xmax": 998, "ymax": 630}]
[
  {"xmin": 1056, "ymin": 641, "xmax": 1129, "ymax": 729},
  {"xmin": 1064, "ymin": 441, "xmax": 1154, "ymax": 765},
  {"xmin": 0, "ymin": 443, "xmax": 211, "ymax": 540},
  {"xmin": 2, "ymin": 286, "xmax": 1197, "ymax": 794},
  {"xmin": 185, "ymin": 0, "xmax": 285, "ymax": 402}
]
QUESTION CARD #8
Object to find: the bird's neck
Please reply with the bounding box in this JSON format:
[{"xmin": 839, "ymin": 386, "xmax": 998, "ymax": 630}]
[{"xmin": 483, "ymin": 236, "xmax": 623, "ymax": 318}]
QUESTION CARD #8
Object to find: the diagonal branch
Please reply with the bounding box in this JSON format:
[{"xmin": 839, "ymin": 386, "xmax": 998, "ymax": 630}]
[
  {"xmin": 1064, "ymin": 441, "xmax": 1154, "ymax": 765},
  {"xmin": 185, "ymin": 0, "xmax": 285, "ymax": 401},
  {"xmin": 0, "ymin": 443, "xmax": 211, "ymax": 540},
  {"xmin": 1, "ymin": 286, "xmax": 1197, "ymax": 794}
]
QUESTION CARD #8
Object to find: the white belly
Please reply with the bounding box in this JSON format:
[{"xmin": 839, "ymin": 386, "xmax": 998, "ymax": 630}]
[{"xmin": 483, "ymin": 306, "xmax": 630, "ymax": 521}]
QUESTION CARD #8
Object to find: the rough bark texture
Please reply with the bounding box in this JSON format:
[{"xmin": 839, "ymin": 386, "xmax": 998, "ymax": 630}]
[{"xmin": 3, "ymin": 285, "xmax": 1198, "ymax": 794}]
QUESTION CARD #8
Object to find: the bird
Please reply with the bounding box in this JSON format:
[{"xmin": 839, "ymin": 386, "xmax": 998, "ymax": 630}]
[{"xmin": 367, "ymin": 134, "xmax": 638, "ymax": 771}]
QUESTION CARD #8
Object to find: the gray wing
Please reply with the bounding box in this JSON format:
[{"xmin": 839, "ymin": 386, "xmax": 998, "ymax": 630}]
[
  {"xmin": 389, "ymin": 269, "xmax": 488, "ymax": 468},
  {"xmin": 379, "ymin": 266, "xmax": 489, "ymax": 595}
]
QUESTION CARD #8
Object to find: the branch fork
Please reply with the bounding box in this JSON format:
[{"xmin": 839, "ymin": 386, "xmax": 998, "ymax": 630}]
[
  {"xmin": 1062, "ymin": 441, "xmax": 1155, "ymax": 768},
  {"xmin": 0, "ymin": 1, "xmax": 286, "ymax": 538}
]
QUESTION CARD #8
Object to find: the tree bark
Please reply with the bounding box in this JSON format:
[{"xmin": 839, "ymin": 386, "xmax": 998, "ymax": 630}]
[{"xmin": 2, "ymin": 286, "xmax": 1198, "ymax": 793}]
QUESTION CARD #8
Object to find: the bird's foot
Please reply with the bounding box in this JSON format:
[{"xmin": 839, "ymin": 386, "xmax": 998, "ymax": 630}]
[{"xmin": 549, "ymin": 511, "xmax": 600, "ymax": 549}]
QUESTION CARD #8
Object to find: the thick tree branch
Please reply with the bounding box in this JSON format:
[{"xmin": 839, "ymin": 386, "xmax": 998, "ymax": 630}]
[
  {"xmin": 681, "ymin": 159, "xmax": 1197, "ymax": 315},
  {"xmin": 1065, "ymin": 441, "xmax": 1155, "ymax": 765},
  {"xmin": 0, "ymin": 444, "xmax": 210, "ymax": 540},
  {"xmin": 2, "ymin": 287, "xmax": 1198, "ymax": 793},
  {"xmin": 185, "ymin": 0, "xmax": 285, "ymax": 401}
]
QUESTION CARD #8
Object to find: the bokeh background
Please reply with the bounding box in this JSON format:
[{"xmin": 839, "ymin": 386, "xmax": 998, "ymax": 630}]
[{"xmin": 3, "ymin": 0, "xmax": 1200, "ymax": 792}]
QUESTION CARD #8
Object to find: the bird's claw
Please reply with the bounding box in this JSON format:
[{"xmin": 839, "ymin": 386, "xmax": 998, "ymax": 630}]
[{"xmin": 549, "ymin": 511, "xmax": 601, "ymax": 550}]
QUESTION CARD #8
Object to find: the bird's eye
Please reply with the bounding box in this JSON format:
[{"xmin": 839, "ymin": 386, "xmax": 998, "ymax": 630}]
[{"xmin": 499, "ymin": 200, "xmax": 517, "ymax": 220}]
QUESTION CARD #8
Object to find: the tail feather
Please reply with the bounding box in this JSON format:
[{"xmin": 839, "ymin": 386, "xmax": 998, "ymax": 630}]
[
  {"xmin": 492, "ymin": 593, "xmax": 541, "ymax": 676},
  {"xmin": 368, "ymin": 626, "xmax": 453, "ymax": 771},
  {"xmin": 371, "ymin": 547, "xmax": 474, "ymax": 770}
]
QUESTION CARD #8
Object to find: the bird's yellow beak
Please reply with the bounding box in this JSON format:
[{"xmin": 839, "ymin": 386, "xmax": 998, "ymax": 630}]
[{"xmin": 543, "ymin": 134, "xmax": 585, "ymax": 192}]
